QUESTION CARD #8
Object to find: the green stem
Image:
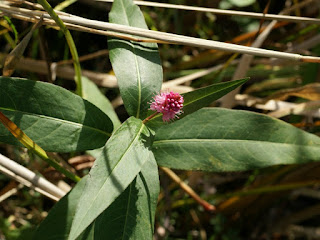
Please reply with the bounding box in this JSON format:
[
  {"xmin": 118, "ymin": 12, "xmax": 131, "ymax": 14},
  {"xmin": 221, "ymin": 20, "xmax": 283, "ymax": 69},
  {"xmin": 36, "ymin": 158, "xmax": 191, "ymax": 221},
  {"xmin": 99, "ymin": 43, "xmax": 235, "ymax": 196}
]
[
  {"xmin": 35, "ymin": 150, "xmax": 81, "ymax": 182},
  {"xmin": 37, "ymin": 0, "xmax": 82, "ymax": 96},
  {"xmin": 0, "ymin": 111, "xmax": 81, "ymax": 182}
]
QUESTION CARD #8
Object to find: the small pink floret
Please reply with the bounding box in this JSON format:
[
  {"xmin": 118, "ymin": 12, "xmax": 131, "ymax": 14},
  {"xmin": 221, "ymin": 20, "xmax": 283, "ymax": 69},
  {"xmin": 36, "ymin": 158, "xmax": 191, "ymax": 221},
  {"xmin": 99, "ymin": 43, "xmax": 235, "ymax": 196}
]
[{"xmin": 150, "ymin": 91, "xmax": 184, "ymax": 122}]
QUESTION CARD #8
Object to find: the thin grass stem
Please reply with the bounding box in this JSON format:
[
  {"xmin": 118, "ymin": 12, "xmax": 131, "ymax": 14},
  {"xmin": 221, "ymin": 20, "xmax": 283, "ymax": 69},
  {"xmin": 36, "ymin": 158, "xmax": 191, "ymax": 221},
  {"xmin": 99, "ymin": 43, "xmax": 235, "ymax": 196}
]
[
  {"xmin": 161, "ymin": 167, "xmax": 215, "ymax": 211},
  {"xmin": 97, "ymin": 0, "xmax": 320, "ymax": 25},
  {"xmin": 36, "ymin": 0, "xmax": 83, "ymax": 96},
  {"xmin": 1, "ymin": 3, "xmax": 320, "ymax": 62}
]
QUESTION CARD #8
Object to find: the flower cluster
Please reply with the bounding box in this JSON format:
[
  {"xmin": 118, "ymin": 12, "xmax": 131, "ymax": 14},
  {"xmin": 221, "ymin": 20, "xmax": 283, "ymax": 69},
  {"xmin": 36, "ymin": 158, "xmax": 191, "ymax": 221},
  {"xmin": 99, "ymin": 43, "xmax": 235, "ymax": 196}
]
[{"xmin": 150, "ymin": 91, "xmax": 184, "ymax": 122}]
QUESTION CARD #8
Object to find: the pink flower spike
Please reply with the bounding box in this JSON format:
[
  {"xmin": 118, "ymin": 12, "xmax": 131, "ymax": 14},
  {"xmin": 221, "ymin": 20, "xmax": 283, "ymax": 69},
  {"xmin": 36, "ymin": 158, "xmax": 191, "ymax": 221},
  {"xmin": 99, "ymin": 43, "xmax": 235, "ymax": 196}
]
[{"xmin": 150, "ymin": 91, "xmax": 184, "ymax": 122}]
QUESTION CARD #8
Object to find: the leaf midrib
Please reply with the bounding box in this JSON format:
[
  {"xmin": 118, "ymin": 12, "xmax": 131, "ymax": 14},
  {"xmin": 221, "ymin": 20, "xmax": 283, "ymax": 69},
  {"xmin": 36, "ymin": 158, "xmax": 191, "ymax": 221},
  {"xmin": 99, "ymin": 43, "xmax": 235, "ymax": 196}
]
[
  {"xmin": 153, "ymin": 138, "xmax": 320, "ymax": 147},
  {"xmin": 70, "ymin": 122, "xmax": 145, "ymax": 239},
  {"xmin": 0, "ymin": 107, "xmax": 111, "ymax": 137},
  {"xmin": 182, "ymin": 80, "xmax": 246, "ymax": 107},
  {"xmin": 121, "ymin": 183, "xmax": 133, "ymax": 240},
  {"xmin": 119, "ymin": 0, "xmax": 142, "ymax": 118}
]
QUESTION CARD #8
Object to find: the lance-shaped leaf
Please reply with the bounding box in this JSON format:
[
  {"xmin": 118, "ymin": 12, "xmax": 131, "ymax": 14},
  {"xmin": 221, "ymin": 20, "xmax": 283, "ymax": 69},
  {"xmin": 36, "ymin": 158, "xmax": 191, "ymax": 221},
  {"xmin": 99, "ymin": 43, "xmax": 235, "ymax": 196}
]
[
  {"xmin": 0, "ymin": 77, "xmax": 113, "ymax": 152},
  {"xmin": 3, "ymin": 17, "xmax": 43, "ymax": 77},
  {"xmin": 81, "ymin": 76, "xmax": 121, "ymax": 129},
  {"xmin": 94, "ymin": 156, "xmax": 159, "ymax": 239},
  {"xmin": 147, "ymin": 78, "xmax": 249, "ymax": 129},
  {"xmin": 35, "ymin": 158, "xmax": 159, "ymax": 240},
  {"xmin": 34, "ymin": 177, "xmax": 91, "ymax": 240},
  {"xmin": 69, "ymin": 117, "xmax": 154, "ymax": 240},
  {"xmin": 152, "ymin": 108, "xmax": 320, "ymax": 172},
  {"xmin": 108, "ymin": 0, "xmax": 163, "ymax": 119},
  {"xmin": 35, "ymin": 157, "xmax": 159, "ymax": 239}
]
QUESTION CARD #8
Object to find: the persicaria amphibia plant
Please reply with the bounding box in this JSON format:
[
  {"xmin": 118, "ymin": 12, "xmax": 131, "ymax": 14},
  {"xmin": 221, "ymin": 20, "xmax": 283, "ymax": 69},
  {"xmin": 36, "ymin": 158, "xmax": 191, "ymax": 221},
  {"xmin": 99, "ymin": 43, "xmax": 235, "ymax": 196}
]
[{"xmin": 1, "ymin": 0, "xmax": 319, "ymax": 239}]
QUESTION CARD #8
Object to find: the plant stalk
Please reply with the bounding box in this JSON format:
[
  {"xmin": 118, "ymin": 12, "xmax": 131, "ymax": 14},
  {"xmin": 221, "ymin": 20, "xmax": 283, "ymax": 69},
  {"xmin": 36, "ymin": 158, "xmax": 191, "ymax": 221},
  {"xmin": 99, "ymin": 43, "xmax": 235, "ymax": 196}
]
[
  {"xmin": 37, "ymin": 0, "xmax": 83, "ymax": 96},
  {"xmin": 161, "ymin": 167, "xmax": 215, "ymax": 211},
  {"xmin": 0, "ymin": 111, "xmax": 81, "ymax": 182},
  {"xmin": 99, "ymin": 0, "xmax": 319, "ymax": 25},
  {"xmin": 2, "ymin": 5, "xmax": 320, "ymax": 62},
  {"xmin": 142, "ymin": 112, "xmax": 159, "ymax": 124}
]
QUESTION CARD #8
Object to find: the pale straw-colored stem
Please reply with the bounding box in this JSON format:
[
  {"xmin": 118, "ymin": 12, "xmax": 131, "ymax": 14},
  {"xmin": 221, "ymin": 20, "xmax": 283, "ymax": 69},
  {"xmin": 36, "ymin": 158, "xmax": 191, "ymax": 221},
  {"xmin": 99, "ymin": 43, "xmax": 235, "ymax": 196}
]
[
  {"xmin": 162, "ymin": 60, "xmax": 239, "ymax": 89},
  {"xmin": 0, "ymin": 184, "xmax": 23, "ymax": 203},
  {"xmin": 54, "ymin": 15, "xmax": 320, "ymax": 62},
  {"xmin": 97, "ymin": 0, "xmax": 320, "ymax": 25},
  {"xmin": 0, "ymin": 153, "xmax": 67, "ymax": 201},
  {"xmin": 219, "ymin": 0, "xmax": 312, "ymax": 108},
  {"xmin": 234, "ymin": 94, "xmax": 320, "ymax": 119},
  {"xmin": 1, "ymin": 4, "xmax": 320, "ymax": 62}
]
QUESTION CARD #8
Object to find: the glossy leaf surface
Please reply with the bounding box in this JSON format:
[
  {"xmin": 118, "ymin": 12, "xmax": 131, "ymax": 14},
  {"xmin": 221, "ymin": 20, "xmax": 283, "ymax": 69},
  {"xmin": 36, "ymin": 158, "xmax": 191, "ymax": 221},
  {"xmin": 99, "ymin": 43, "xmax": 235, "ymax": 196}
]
[
  {"xmin": 152, "ymin": 108, "xmax": 320, "ymax": 172},
  {"xmin": 108, "ymin": 0, "xmax": 163, "ymax": 119},
  {"xmin": 69, "ymin": 117, "xmax": 154, "ymax": 239},
  {"xmin": 0, "ymin": 77, "xmax": 113, "ymax": 152},
  {"xmin": 147, "ymin": 78, "xmax": 248, "ymax": 129}
]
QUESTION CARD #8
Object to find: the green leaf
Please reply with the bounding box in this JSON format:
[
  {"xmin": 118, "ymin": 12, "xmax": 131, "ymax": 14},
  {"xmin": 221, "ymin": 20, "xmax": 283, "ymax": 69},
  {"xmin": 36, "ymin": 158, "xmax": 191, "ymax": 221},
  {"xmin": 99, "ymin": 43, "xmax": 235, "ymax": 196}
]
[
  {"xmin": 108, "ymin": 0, "xmax": 163, "ymax": 119},
  {"xmin": 36, "ymin": 159, "xmax": 159, "ymax": 240},
  {"xmin": 152, "ymin": 108, "xmax": 320, "ymax": 172},
  {"xmin": 94, "ymin": 156, "xmax": 159, "ymax": 239},
  {"xmin": 69, "ymin": 117, "xmax": 155, "ymax": 240},
  {"xmin": 228, "ymin": 0, "xmax": 256, "ymax": 7},
  {"xmin": 77, "ymin": 226, "xmax": 95, "ymax": 240},
  {"xmin": 4, "ymin": 16, "xmax": 18, "ymax": 45},
  {"xmin": 0, "ymin": 77, "xmax": 113, "ymax": 152},
  {"xmin": 81, "ymin": 76, "xmax": 121, "ymax": 129},
  {"xmin": 147, "ymin": 78, "xmax": 249, "ymax": 129},
  {"xmin": 34, "ymin": 176, "xmax": 88, "ymax": 240}
]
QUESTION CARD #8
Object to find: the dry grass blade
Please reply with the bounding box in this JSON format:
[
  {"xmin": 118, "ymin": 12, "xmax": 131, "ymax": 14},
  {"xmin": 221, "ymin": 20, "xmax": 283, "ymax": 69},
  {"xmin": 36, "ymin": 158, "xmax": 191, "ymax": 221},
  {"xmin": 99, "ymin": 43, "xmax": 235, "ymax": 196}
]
[
  {"xmin": 162, "ymin": 60, "xmax": 239, "ymax": 89},
  {"xmin": 0, "ymin": 182, "xmax": 23, "ymax": 203},
  {"xmin": 220, "ymin": 19, "xmax": 279, "ymax": 108},
  {"xmin": 272, "ymin": 34, "xmax": 320, "ymax": 65},
  {"xmin": 265, "ymin": 83, "xmax": 320, "ymax": 102},
  {"xmin": 235, "ymin": 94, "xmax": 320, "ymax": 118},
  {"xmin": 97, "ymin": 0, "xmax": 320, "ymax": 25},
  {"xmin": 3, "ymin": 15, "xmax": 43, "ymax": 76},
  {"xmin": 0, "ymin": 153, "xmax": 67, "ymax": 201},
  {"xmin": 1, "ymin": 4, "xmax": 320, "ymax": 62},
  {"xmin": 56, "ymin": 49, "xmax": 109, "ymax": 65},
  {"xmin": 268, "ymin": 101, "xmax": 320, "ymax": 118},
  {"xmin": 0, "ymin": 52, "xmax": 117, "ymax": 87},
  {"xmin": 219, "ymin": 0, "xmax": 309, "ymax": 108},
  {"xmin": 243, "ymin": 83, "xmax": 320, "ymax": 118}
]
